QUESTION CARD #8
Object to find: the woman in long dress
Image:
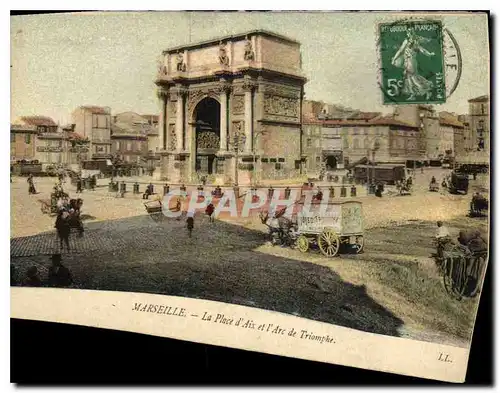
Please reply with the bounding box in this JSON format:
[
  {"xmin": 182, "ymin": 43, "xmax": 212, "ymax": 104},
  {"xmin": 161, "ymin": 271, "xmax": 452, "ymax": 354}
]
[{"xmin": 391, "ymin": 27, "xmax": 436, "ymax": 100}]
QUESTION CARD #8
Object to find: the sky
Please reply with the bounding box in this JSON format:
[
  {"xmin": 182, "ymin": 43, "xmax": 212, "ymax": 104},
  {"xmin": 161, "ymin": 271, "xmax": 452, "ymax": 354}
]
[{"xmin": 10, "ymin": 11, "xmax": 489, "ymax": 125}]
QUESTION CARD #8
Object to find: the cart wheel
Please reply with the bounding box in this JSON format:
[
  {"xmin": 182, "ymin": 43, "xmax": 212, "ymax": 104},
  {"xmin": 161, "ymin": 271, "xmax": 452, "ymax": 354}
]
[
  {"xmin": 352, "ymin": 235, "xmax": 364, "ymax": 254},
  {"xmin": 296, "ymin": 235, "xmax": 309, "ymax": 253},
  {"xmin": 317, "ymin": 229, "xmax": 340, "ymax": 257}
]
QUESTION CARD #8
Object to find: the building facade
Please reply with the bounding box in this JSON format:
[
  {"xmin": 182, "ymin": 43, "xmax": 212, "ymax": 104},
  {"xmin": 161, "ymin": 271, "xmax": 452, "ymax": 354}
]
[
  {"xmin": 10, "ymin": 124, "xmax": 38, "ymax": 162},
  {"xmin": 468, "ymin": 95, "xmax": 489, "ymax": 152},
  {"xmin": 393, "ymin": 104, "xmax": 439, "ymax": 162},
  {"xmin": 457, "ymin": 114, "xmax": 474, "ymax": 153},
  {"xmin": 111, "ymin": 112, "xmax": 150, "ymax": 164},
  {"xmin": 35, "ymin": 125, "xmax": 89, "ymax": 168},
  {"xmin": 437, "ymin": 112, "xmax": 465, "ymax": 160},
  {"xmin": 140, "ymin": 114, "xmax": 160, "ymax": 154},
  {"xmin": 71, "ymin": 106, "xmax": 112, "ymax": 160},
  {"xmin": 155, "ymin": 30, "xmax": 307, "ymax": 184},
  {"xmin": 302, "ymin": 116, "xmax": 420, "ymax": 173}
]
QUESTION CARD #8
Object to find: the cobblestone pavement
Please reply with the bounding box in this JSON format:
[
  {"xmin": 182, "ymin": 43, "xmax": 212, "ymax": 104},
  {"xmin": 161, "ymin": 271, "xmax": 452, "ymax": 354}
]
[{"xmin": 10, "ymin": 227, "xmax": 129, "ymax": 257}]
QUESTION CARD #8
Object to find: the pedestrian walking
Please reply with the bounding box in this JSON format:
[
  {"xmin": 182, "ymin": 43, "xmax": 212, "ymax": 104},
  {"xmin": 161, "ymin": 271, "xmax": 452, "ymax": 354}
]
[
  {"xmin": 55, "ymin": 210, "xmax": 71, "ymax": 251},
  {"xmin": 27, "ymin": 174, "xmax": 37, "ymax": 194},
  {"xmin": 186, "ymin": 213, "xmax": 194, "ymax": 238},
  {"xmin": 205, "ymin": 202, "xmax": 215, "ymax": 223},
  {"xmin": 76, "ymin": 176, "xmax": 83, "ymax": 193}
]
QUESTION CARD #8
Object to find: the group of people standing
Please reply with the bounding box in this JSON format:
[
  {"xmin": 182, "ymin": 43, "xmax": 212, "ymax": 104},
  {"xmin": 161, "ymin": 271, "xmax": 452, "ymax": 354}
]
[
  {"xmin": 54, "ymin": 196, "xmax": 84, "ymax": 251},
  {"xmin": 12, "ymin": 254, "xmax": 74, "ymax": 288}
]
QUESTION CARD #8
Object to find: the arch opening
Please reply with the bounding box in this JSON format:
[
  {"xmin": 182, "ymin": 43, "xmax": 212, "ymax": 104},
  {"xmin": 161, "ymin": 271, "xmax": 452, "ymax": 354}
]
[{"xmin": 193, "ymin": 97, "xmax": 221, "ymax": 175}]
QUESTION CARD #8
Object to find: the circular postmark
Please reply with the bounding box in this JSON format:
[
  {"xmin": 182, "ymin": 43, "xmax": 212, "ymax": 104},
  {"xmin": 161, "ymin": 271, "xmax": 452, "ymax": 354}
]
[
  {"xmin": 442, "ymin": 27, "xmax": 462, "ymax": 97},
  {"xmin": 376, "ymin": 17, "xmax": 462, "ymax": 105}
]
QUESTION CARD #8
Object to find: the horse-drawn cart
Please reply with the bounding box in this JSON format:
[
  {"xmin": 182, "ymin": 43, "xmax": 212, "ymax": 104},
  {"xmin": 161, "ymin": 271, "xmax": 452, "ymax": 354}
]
[
  {"xmin": 295, "ymin": 200, "xmax": 364, "ymax": 257},
  {"xmin": 470, "ymin": 193, "xmax": 489, "ymax": 217},
  {"xmin": 440, "ymin": 242, "xmax": 487, "ymax": 300}
]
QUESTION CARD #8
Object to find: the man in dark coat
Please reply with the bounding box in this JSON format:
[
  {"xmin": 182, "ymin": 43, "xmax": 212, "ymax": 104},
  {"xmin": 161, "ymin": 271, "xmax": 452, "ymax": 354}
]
[
  {"xmin": 186, "ymin": 213, "xmax": 194, "ymax": 238},
  {"xmin": 76, "ymin": 176, "xmax": 83, "ymax": 193},
  {"xmin": 55, "ymin": 210, "xmax": 71, "ymax": 251},
  {"xmin": 27, "ymin": 174, "xmax": 36, "ymax": 194},
  {"xmin": 205, "ymin": 202, "xmax": 215, "ymax": 223}
]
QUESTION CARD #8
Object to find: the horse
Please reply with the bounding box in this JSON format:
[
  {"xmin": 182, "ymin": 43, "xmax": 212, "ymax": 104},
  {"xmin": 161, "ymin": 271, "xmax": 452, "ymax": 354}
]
[{"xmin": 259, "ymin": 208, "xmax": 296, "ymax": 246}]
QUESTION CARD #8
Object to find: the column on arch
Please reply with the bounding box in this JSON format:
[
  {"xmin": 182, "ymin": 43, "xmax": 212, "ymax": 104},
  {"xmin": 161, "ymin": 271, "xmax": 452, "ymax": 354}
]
[
  {"xmin": 219, "ymin": 81, "xmax": 231, "ymax": 151},
  {"xmin": 242, "ymin": 77, "xmax": 255, "ymax": 153},
  {"xmin": 175, "ymin": 86, "xmax": 185, "ymax": 151}
]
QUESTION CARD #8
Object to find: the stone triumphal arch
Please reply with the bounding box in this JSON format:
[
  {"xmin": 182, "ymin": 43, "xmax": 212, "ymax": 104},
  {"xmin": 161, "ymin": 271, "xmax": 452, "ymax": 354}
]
[{"xmin": 155, "ymin": 30, "xmax": 307, "ymax": 185}]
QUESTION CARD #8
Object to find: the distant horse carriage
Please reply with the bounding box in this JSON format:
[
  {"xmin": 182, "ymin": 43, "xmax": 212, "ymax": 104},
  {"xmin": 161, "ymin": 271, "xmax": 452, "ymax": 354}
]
[
  {"xmin": 448, "ymin": 172, "xmax": 469, "ymax": 195},
  {"xmin": 396, "ymin": 178, "xmax": 412, "ymax": 196},
  {"xmin": 470, "ymin": 193, "xmax": 489, "ymax": 217},
  {"xmin": 429, "ymin": 178, "xmax": 439, "ymax": 192}
]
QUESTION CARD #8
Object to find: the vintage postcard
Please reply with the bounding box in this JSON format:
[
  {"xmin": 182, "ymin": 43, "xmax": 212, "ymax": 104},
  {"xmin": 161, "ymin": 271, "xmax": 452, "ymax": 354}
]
[{"xmin": 10, "ymin": 11, "xmax": 490, "ymax": 383}]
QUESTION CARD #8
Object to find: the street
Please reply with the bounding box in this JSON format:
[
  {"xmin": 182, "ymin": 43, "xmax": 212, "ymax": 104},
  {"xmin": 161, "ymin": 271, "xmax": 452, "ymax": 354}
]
[{"xmin": 10, "ymin": 168, "xmax": 489, "ymax": 347}]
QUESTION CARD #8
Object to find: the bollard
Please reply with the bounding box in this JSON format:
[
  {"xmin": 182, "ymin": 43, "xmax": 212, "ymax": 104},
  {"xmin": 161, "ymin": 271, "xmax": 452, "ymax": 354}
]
[
  {"xmin": 350, "ymin": 185, "xmax": 357, "ymax": 197},
  {"xmin": 340, "ymin": 186, "xmax": 347, "ymax": 197},
  {"xmin": 268, "ymin": 187, "xmax": 274, "ymax": 199},
  {"xmin": 284, "ymin": 187, "xmax": 291, "ymax": 198},
  {"xmin": 163, "ymin": 184, "xmax": 170, "ymax": 195},
  {"xmin": 133, "ymin": 182, "xmax": 140, "ymax": 194},
  {"xmin": 329, "ymin": 186, "xmax": 335, "ymax": 199}
]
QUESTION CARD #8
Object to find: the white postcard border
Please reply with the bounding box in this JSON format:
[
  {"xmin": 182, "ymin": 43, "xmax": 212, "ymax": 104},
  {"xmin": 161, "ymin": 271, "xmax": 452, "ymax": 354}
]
[{"xmin": 11, "ymin": 287, "xmax": 469, "ymax": 383}]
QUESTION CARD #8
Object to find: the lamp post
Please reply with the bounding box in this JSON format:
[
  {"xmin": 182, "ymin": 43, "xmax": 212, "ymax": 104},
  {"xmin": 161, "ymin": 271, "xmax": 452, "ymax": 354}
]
[{"xmin": 369, "ymin": 140, "xmax": 380, "ymax": 193}]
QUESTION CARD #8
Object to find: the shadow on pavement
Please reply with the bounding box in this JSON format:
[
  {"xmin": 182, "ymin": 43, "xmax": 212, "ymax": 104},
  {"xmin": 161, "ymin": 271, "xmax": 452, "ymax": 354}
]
[{"xmin": 11, "ymin": 212, "xmax": 404, "ymax": 338}]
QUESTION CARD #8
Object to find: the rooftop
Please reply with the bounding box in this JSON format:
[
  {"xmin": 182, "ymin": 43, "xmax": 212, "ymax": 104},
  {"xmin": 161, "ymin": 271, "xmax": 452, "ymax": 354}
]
[
  {"xmin": 468, "ymin": 95, "xmax": 489, "ymax": 103},
  {"xmin": 303, "ymin": 115, "xmax": 418, "ymax": 129},
  {"xmin": 10, "ymin": 124, "xmax": 38, "ymax": 132},
  {"xmin": 18, "ymin": 116, "xmax": 57, "ymax": 127},
  {"xmin": 163, "ymin": 29, "xmax": 300, "ymax": 54},
  {"xmin": 439, "ymin": 112, "xmax": 465, "ymax": 128},
  {"xmin": 78, "ymin": 106, "xmax": 111, "ymax": 114}
]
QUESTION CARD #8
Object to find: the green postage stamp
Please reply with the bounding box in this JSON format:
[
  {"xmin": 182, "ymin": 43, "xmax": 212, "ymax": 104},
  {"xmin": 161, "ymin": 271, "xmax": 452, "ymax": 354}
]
[{"xmin": 378, "ymin": 20, "xmax": 446, "ymax": 105}]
